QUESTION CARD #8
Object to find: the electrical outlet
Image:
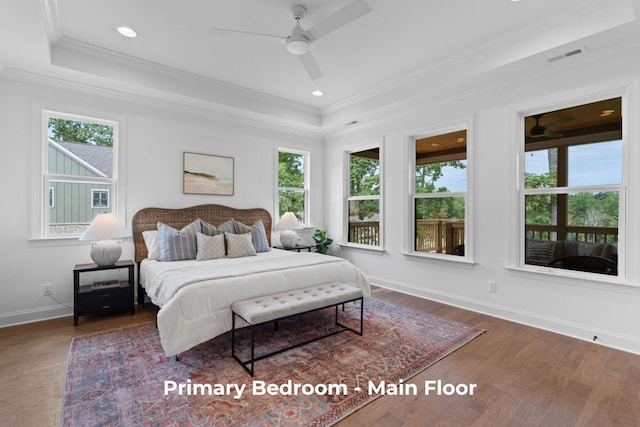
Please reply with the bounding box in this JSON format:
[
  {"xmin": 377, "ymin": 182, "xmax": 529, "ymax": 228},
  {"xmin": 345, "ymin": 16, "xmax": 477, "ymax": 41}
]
[
  {"xmin": 42, "ymin": 283, "xmax": 53, "ymax": 296},
  {"xmin": 488, "ymin": 281, "xmax": 497, "ymax": 293}
]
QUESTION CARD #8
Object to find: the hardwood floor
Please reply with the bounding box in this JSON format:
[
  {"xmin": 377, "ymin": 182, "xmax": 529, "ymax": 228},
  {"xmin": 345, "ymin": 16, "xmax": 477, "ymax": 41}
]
[{"xmin": 1, "ymin": 288, "xmax": 639, "ymax": 426}]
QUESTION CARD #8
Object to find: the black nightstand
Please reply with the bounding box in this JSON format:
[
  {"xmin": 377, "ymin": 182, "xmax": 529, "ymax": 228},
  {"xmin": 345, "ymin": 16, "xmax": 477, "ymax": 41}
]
[
  {"xmin": 73, "ymin": 260, "xmax": 135, "ymax": 326},
  {"xmin": 273, "ymin": 244, "xmax": 315, "ymax": 252}
]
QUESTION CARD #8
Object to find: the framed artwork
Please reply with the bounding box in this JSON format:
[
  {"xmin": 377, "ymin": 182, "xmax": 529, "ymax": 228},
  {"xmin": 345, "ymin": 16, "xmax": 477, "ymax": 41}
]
[{"xmin": 183, "ymin": 152, "xmax": 234, "ymax": 195}]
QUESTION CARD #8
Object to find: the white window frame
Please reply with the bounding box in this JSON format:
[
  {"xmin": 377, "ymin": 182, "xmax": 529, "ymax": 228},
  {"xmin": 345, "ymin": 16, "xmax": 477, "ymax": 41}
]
[
  {"xmin": 91, "ymin": 189, "xmax": 110, "ymax": 209},
  {"xmin": 32, "ymin": 108, "xmax": 125, "ymax": 240},
  {"xmin": 276, "ymin": 147, "xmax": 310, "ymax": 225},
  {"xmin": 342, "ymin": 140, "xmax": 384, "ymax": 250},
  {"xmin": 510, "ymin": 88, "xmax": 631, "ymax": 284},
  {"xmin": 405, "ymin": 123, "xmax": 473, "ymax": 263}
]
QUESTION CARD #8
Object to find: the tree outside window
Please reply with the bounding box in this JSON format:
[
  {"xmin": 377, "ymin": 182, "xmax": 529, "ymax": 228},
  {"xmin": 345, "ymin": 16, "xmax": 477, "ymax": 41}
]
[
  {"xmin": 278, "ymin": 149, "xmax": 308, "ymax": 224},
  {"xmin": 347, "ymin": 146, "xmax": 381, "ymax": 247}
]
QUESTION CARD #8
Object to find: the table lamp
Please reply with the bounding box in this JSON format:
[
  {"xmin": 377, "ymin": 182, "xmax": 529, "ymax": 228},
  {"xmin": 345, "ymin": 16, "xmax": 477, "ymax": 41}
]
[
  {"xmin": 275, "ymin": 212, "xmax": 303, "ymax": 249},
  {"xmin": 79, "ymin": 213, "xmax": 129, "ymax": 266}
]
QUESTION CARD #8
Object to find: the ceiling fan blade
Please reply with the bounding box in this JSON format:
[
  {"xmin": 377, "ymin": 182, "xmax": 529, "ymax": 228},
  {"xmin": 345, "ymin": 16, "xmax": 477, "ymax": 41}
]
[
  {"xmin": 210, "ymin": 27, "xmax": 286, "ymax": 43},
  {"xmin": 303, "ymin": 0, "xmax": 372, "ymax": 42},
  {"xmin": 544, "ymin": 117, "xmax": 574, "ymax": 130},
  {"xmin": 297, "ymin": 52, "xmax": 324, "ymax": 80},
  {"xmin": 544, "ymin": 130, "xmax": 563, "ymax": 138}
]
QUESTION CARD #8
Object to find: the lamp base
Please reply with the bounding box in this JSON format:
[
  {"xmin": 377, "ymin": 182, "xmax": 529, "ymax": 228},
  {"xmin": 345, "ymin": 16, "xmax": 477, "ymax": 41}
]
[
  {"xmin": 279, "ymin": 230, "xmax": 299, "ymax": 249},
  {"xmin": 90, "ymin": 240, "xmax": 122, "ymax": 266}
]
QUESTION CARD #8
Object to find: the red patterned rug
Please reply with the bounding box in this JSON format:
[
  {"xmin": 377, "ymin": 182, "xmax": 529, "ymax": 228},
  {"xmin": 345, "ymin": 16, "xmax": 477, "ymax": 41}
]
[{"xmin": 63, "ymin": 298, "xmax": 484, "ymax": 426}]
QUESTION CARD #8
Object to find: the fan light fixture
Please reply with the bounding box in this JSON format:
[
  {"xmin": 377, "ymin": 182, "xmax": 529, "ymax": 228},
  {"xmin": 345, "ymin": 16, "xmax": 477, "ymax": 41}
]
[{"xmin": 286, "ymin": 23, "xmax": 310, "ymax": 55}]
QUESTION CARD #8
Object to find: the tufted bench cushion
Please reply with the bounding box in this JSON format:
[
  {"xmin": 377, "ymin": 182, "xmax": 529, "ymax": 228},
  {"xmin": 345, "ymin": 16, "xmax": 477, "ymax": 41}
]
[
  {"xmin": 231, "ymin": 283, "xmax": 364, "ymax": 325},
  {"xmin": 231, "ymin": 283, "xmax": 364, "ymax": 376}
]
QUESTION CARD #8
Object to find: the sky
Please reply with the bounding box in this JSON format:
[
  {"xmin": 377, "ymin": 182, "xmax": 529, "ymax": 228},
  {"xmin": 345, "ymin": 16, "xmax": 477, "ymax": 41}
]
[
  {"xmin": 525, "ymin": 140, "xmax": 622, "ymax": 186},
  {"xmin": 431, "ymin": 140, "xmax": 623, "ymax": 192}
]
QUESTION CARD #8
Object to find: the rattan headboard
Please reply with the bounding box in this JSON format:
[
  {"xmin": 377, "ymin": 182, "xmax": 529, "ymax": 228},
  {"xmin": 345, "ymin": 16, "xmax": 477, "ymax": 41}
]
[{"xmin": 132, "ymin": 204, "xmax": 272, "ymax": 263}]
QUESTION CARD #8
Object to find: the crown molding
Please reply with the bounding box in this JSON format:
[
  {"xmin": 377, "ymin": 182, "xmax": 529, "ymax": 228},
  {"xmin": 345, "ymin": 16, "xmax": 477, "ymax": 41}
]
[
  {"xmin": 0, "ymin": 67, "xmax": 324, "ymax": 140},
  {"xmin": 50, "ymin": 37, "xmax": 322, "ymax": 130}
]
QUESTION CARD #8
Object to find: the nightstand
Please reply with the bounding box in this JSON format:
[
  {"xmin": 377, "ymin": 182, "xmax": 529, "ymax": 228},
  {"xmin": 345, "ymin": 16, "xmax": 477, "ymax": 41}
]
[
  {"xmin": 273, "ymin": 244, "xmax": 315, "ymax": 252},
  {"xmin": 73, "ymin": 260, "xmax": 135, "ymax": 326}
]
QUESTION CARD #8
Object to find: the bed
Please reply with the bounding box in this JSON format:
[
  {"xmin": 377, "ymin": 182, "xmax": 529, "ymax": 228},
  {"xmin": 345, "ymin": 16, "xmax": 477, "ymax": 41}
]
[{"xmin": 132, "ymin": 204, "xmax": 371, "ymax": 357}]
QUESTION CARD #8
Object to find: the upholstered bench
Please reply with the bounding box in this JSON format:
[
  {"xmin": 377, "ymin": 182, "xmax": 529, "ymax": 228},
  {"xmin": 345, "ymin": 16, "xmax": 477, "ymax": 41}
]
[{"xmin": 231, "ymin": 283, "xmax": 364, "ymax": 376}]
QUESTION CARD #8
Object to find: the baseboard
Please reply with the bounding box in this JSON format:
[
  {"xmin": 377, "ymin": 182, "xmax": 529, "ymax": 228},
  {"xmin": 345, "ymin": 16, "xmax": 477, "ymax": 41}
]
[
  {"xmin": 0, "ymin": 304, "xmax": 73, "ymax": 328},
  {"xmin": 369, "ymin": 275, "xmax": 640, "ymax": 356}
]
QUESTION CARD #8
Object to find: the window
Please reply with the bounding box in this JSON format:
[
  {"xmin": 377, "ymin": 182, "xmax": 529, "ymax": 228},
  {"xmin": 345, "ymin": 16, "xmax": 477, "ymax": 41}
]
[
  {"xmin": 346, "ymin": 145, "xmax": 382, "ymax": 247},
  {"xmin": 43, "ymin": 111, "xmax": 118, "ymax": 237},
  {"xmin": 521, "ymin": 97, "xmax": 623, "ymax": 276},
  {"xmin": 91, "ymin": 189, "xmax": 110, "ymax": 208},
  {"xmin": 411, "ymin": 129, "xmax": 467, "ymax": 256},
  {"xmin": 277, "ymin": 149, "xmax": 308, "ymax": 224}
]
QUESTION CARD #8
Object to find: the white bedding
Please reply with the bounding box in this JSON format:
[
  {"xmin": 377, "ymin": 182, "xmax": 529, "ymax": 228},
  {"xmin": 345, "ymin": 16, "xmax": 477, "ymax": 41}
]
[{"xmin": 140, "ymin": 249, "xmax": 371, "ymax": 356}]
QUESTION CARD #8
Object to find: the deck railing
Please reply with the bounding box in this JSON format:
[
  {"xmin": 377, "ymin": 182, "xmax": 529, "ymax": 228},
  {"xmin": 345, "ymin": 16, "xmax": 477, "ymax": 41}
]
[
  {"xmin": 348, "ymin": 219, "xmax": 465, "ymax": 254},
  {"xmin": 525, "ymin": 224, "xmax": 618, "ymax": 243},
  {"xmin": 348, "ymin": 220, "xmax": 617, "ymax": 252}
]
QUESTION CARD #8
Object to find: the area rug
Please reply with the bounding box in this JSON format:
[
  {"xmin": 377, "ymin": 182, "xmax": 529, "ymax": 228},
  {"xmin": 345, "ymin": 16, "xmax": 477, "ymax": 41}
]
[{"xmin": 63, "ymin": 298, "xmax": 484, "ymax": 426}]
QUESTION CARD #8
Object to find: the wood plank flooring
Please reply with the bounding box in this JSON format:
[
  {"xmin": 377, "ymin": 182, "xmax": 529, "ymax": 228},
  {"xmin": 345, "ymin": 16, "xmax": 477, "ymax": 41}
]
[{"xmin": 1, "ymin": 287, "xmax": 638, "ymax": 426}]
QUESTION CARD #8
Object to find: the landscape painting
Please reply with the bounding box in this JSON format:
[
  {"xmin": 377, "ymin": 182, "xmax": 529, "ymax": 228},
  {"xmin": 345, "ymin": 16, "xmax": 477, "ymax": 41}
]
[{"xmin": 183, "ymin": 152, "xmax": 234, "ymax": 195}]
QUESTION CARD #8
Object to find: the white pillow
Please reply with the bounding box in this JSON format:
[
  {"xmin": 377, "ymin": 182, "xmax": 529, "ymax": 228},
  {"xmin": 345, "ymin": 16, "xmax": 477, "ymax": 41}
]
[
  {"xmin": 196, "ymin": 232, "xmax": 226, "ymax": 261},
  {"xmin": 225, "ymin": 232, "xmax": 256, "ymax": 258},
  {"xmin": 142, "ymin": 230, "xmax": 160, "ymax": 260}
]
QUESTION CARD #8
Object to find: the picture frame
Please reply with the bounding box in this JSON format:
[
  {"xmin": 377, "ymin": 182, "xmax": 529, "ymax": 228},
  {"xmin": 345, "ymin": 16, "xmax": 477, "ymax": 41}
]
[{"xmin": 183, "ymin": 152, "xmax": 234, "ymax": 195}]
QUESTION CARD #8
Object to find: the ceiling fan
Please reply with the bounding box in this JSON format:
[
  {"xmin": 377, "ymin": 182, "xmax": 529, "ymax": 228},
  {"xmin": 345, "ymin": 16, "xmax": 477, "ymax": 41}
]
[
  {"xmin": 210, "ymin": 0, "xmax": 372, "ymax": 81},
  {"xmin": 529, "ymin": 114, "xmax": 574, "ymax": 138}
]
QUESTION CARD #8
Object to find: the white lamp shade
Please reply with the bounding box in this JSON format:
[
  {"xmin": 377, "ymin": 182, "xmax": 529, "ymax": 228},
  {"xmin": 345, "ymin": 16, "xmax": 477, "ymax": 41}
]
[
  {"xmin": 79, "ymin": 213, "xmax": 129, "ymax": 241},
  {"xmin": 275, "ymin": 212, "xmax": 303, "ymax": 231}
]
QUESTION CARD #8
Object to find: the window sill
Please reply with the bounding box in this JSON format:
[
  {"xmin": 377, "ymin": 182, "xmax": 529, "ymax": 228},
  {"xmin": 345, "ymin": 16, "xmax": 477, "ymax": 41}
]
[
  {"xmin": 338, "ymin": 243, "xmax": 385, "ymax": 253},
  {"xmin": 505, "ymin": 264, "xmax": 637, "ymax": 291},
  {"xmin": 29, "ymin": 236, "xmax": 129, "ymax": 247},
  {"xmin": 401, "ymin": 251, "xmax": 476, "ymax": 267}
]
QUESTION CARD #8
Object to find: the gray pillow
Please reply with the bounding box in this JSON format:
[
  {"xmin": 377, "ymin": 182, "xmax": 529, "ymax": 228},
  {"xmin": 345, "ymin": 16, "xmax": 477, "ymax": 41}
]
[
  {"xmin": 200, "ymin": 218, "xmax": 235, "ymax": 236},
  {"xmin": 526, "ymin": 240, "xmax": 556, "ymax": 265},
  {"xmin": 157, "ymin": 220, "xmax": 200, "ymax": 262},
  {"xmin": 233, "ymin": 219, "xmax": 270, "ymax": 253}
]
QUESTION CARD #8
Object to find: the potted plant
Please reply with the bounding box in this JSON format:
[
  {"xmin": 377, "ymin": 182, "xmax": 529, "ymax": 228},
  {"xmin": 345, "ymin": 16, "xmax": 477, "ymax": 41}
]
[{"xmin": 313, "ymin": 229, "xmax": 333, "ymax": 254}]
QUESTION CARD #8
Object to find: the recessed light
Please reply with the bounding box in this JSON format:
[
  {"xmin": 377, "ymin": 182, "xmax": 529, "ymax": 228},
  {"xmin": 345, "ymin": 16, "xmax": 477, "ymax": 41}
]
[
  {"xmin": 117, "ymin": 26, "xmax": 137, "ymax": 38},
  {"xmin": 601, "ymin": 109, "xmax": 615, "ymax": 116},
  {"xmin": 311, "ymin": 90, "xmax": 324, "ymax": 97},
  {"xmin": 456, "ymin": 137, "xmax": 465, "ymax": 143},
  {"xmin": 431, "ymin": 142, "xmax": 441, "ymax": 147}
]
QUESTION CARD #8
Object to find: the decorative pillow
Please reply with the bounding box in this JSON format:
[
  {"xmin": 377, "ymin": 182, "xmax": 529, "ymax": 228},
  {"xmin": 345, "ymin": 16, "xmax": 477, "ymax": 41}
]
[
  {"xmin": 200, "ymin": 218, "xmax": 235, "ymax": 236},
  {"xmin": 225, "ymin": 232, "xmax": 256, "ymax": 258},
  {"xmin": 526, "ymin": 240, "xmax": 556, "ymax": 265},
  {"xmin": 142, "ymin": 230, "xmax": 160, "ymax": 260},
  {"xmin": 157, "ymin": 220, "xmax": 200, "ymax": 262},
  {"xmin": 196, "ymin": 232, "xmax": 226, "ymax": 261},
  {"xmin": 578, "ymin": 242, "xmax": 604, "ymax": 257},
  {"xmin": 233, "ymin": 219, "xmax": 270, "ymax": 253}
]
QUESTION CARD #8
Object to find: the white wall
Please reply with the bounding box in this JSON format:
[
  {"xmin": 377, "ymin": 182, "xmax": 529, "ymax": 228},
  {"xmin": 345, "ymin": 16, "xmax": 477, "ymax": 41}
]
[
  {"xmin": 0, "ymin": 75, "xmax": 323, "ymax": 326},
  {"xmin": 324, "ymin": 49, "xmax": 640, "ymax": 354}
]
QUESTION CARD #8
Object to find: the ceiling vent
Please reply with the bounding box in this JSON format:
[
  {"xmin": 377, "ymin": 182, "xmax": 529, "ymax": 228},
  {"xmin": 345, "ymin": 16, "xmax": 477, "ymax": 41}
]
[{"xmin": 546, "ymin": 47, "xmax": 586, "ymax": 63}]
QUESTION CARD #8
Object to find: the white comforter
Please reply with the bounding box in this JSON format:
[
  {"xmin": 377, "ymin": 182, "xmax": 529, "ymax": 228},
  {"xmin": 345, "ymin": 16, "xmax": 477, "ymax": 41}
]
[{"xmin": 140, "ymin": 250, "xmax": 371, "ymax": 356}]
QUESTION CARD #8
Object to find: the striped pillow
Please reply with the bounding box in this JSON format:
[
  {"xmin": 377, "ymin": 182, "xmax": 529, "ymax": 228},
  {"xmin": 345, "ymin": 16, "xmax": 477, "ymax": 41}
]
[
  {"xmin": 157, "ymin": 220, "xmax": 200, "ymax": 262},
  {"xmin": 233, "ymin": 219, "xmax": 270, "ymax": 253}
]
